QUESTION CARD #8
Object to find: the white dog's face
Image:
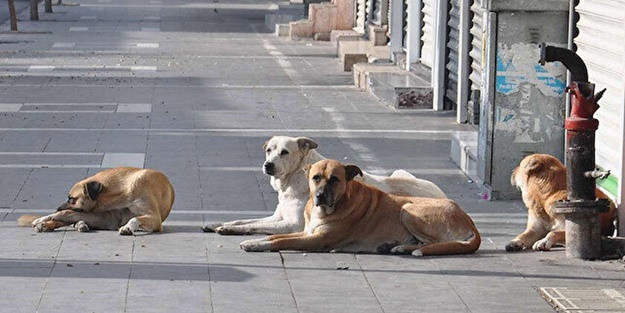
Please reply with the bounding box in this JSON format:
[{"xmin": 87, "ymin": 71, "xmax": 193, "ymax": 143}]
[{"xmin": 263, "ymin": 136, "xmax": 318, "ymax": 178}]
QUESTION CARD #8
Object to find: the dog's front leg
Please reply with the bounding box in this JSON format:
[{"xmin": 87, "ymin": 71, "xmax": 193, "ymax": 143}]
[
  {"xmin": 532, "ymin": 230, "xmax": 565, "ymax": 251},
  {"xmin": 31, "ymin": 210, "xmax": 85, "ymax": 232},
  {"xmin": 119, "ymin": 200, "xmax": 163, "ymax": 235},
  {"xmin": 203, "ymin": 214, "xmax": 281, "ymax": 232},
  {"xmin": 32, "ymin": 213, "xmax": 72, "ymax": 232},
  {"xmin": 240, "ymin": 232, "xmax": 328, "ymax": 252},
  {"xmin": 505, "ymin": 212, "xmax": 549, "ymax": 252},
  {"xmin": 216, "ymin": 219, "xmax": 303, "ymax": 235}
]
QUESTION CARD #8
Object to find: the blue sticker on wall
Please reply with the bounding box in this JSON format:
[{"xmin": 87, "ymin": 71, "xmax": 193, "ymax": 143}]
[{"xmin": 495, "ymin": 53, "xmax": 566, "ymax": 96}]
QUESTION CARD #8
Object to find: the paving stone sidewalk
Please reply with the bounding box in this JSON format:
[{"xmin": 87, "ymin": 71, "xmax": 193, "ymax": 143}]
[{"xmin": 0, "ymin": 0, "xmax": 624, "ymax": 312}]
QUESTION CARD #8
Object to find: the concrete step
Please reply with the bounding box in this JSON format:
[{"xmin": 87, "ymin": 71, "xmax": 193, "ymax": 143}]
[
  {"xmin": 275, "ymin": 23, "xmax": 290, "ymax": 36},
  {"xmin": 369, "ymin": 72, "xmax": 432, "ymax": 109},
  {"xmin": 352, "ymin": 62, "xmax": 432, "ymax": 109},
  {"xmin": 451, "ymin": 130, "xmax": 479, "ymax": 183},
  {"xmin": 265, "ymin": 2, "xmax": 306, "ymax": 32},
  {"xmin": 277, "ymin": 1, "xmax": 305, "ymax": 11},
  {"xmin": 337, "ymin": 39, "xmax": 390, "ymax": 71},
  {"xmin": 265, "ymin": 13, "xmax": 306, "ymax": 32},
  {"xmin": 352, "ymin": 63, "xmax": 404, "ymax": 90}
]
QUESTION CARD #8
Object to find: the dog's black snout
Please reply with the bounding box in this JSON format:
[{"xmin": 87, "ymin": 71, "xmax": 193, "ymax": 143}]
[
  {"xmin": 314, "ymin": 195, "xmax": 326, "ymax": 206},
  {"xmin": 56, "ymin": 203, "xmax": 69, "ymax": 211},
  {"xmin": 314, "ymin": 188, "xmax": 330, "ymax": 206},
  {"xmin": 264, "ymin": 162, "xmax": 275, "ymax": 175}
]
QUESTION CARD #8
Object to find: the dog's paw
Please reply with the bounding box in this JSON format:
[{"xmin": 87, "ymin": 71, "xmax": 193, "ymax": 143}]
[
  {"xmin": 201, "ymin": 222, "xmax": 222, "ymax": 233},
  {"xmin": 532, "ymin": 238, "xmax": 553, "ymax": 251},
  {"xmin": 75, "ymin": 221, "xmax": 90, "ymax": 232},
  {"xmin": 390, "ymin": 245, "xmax": 409, "ymax": 254},
  {"xmin": 31, "ymin": 215, "xmax": 52, "ymax": 227},
  {"xmin": 118, "ymin": 225, "xmax": 134, "ymax": 236},
  {"xmin": 216, "ymin": 226, "xmax": 245, "ymax": 235},
  {"xmin": 411, "ymin": 249, "xmax": 423, "ymax": 257},
  {"xmin": 239, "ymin": 239, "xmax": 270, "ymax": 252},
  {"xmin": 34, "ymin": 222, "xmax": 54, "ymax": 233},
  {"xmin": 505, "ymin": 240, "xmax": 525, "ymax": 252}
]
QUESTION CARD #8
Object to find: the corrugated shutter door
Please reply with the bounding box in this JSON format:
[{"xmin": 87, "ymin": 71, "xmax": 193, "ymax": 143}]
[
  {"xmin": 402, "ymin": 0, "xmax": 408, "ymax": 47},
  {"xmin": 445, "ymin": 0, "xmax": 460, "ymax": 105},
  {"xmin": 420, "ymin": 0, "xmax": 436, "ymax": 68},
  {"xmin": 355, "ymin": 0, "xmax": 367, "ymax": 33},
  {"xmin": 469, "ymin": 0, "xmax": 483, "ymax": 91},
  {"xmin": 575, "ymin": 0, "xmax": 625, "ymax": 191}
]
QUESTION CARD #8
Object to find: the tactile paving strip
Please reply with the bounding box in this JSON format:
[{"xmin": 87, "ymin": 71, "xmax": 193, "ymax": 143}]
[{"xmin": 541, "ymin": 287, "xmax": 625, "ymax": 312}]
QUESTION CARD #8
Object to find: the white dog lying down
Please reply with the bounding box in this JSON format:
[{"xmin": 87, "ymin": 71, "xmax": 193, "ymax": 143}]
[{"xmin": 202, "ymin": 136, "xmax": 446, "ymax": 235}]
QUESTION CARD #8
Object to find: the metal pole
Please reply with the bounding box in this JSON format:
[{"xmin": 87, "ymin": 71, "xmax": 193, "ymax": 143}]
[
  {"xmin": 8, "ymin": 0, "xmax": 18, "ymax": 31},
  {"xmin": 30, "ymin": 0, "xmax": 39, "ymax": 21}
]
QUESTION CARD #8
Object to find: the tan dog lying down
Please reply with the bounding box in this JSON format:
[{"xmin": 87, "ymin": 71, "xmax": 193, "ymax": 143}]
[
  {"xmin": 240, "ymin": 159, "xmax": 480, "ymax": 256},
  {"xmin": 507, "ymin": 154, "xmax": 616, "ymax": 252},
  {"xmin": 204, "ymin": 136, "xmax": 447, "ymax": 236},
  {"xmin": 18, "ymin": 167, "xmax": 175, "ymax": 235}
]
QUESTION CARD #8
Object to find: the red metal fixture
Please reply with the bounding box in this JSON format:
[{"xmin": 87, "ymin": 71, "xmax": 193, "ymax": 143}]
[{"xmin": 539, "ymin": 43, "xmax": 610, "ymax": 260}]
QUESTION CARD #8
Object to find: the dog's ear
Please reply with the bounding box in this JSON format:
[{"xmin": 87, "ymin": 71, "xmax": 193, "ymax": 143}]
[
  {"xmin": 510, "ymin": 167, "xmax": 519, "ymax": 186},
  {"xmin": 524, "ymin": 158, "xmax": 543, "ymax": 175},
  {"xmin": 262, "ymin": 140, "xmax": 269, "ymax": 151},
  {"xmin": 345, "ymin": 164, "xmax": 363, "ymax": 182},
  {"xmin": 303, "ymin": 164, "xmax": 312, "ymax": 175},
  {"xmin": 85, "ymin": 181, "xmax": 103, "ymax": 200},
  {"xmin": 296, "ymin": 137, "xmax": 318, "ymax": 152}
]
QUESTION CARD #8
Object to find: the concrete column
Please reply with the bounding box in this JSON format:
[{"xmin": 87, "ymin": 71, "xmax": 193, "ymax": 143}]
[
  {"xmin": 337, "ymin": 0, "xmax": 356, "ymax": 29},
  {"xmin": 405, "ymin": 0, "xmax": 422, "ymax": 70},
  {"xmin": 8, "ymin": 0, "xmax": 18, "ymax": 31},
  {"xmin": 456, "ymin": 0, "xmax": 471, "ymax": 122},
  {"xmin": 380, "ymin": 0, "xmax": 389, "ymax": 25},
  {"xmin": 617, "ymin": 0, "xmax": 625, "ymax": 238},
  {"xmin": 432, "ymin": 0, "xmax": 448, "ymax": 110},
  {"xmin": 389, "ymin": 0, "xmax": 404, "ymax": 59},
  {"xmin": 29, "ymin": 0, "xmax": 39, "ymax": 20}
]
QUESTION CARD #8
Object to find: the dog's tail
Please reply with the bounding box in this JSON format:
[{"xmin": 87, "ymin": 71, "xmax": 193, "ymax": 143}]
[
  {"xmin": 390, "ymin": 169, "xmax": 417, "ymax": 180},
  {"xmin": 17, "ymin": 214, "xmax": 41, "ymax": 227},
  {"xmin": 416, "ymin": 229, "xmax": 481, "ymax": 256}
]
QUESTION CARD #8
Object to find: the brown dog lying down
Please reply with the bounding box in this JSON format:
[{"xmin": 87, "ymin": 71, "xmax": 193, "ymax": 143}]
[
  {"xmin": 240, "ymin": 159, "xmax": 480, "ymax": 256},
  {"xmin": 18, "ymin": 167, "xmax": 175, "ymax": 235},
  {"xmin": 507, "ymin": 154, "xmax": 616, "ymax": 252}
]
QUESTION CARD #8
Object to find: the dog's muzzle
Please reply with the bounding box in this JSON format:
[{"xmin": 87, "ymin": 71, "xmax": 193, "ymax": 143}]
[
  {"xmin": 57, "ymin": 203, "xmax": 83, "ymax": 212},
  {"xmin": 314, "ymin": 188, "xmax": 333, "ymax": 208},
  {"xmin": 56, "ymin": 203, "xmax": 69, "ymax": 211},
  {"xmin": 263, "ymin": 162, "xmax": 275, "ymax": 176}
]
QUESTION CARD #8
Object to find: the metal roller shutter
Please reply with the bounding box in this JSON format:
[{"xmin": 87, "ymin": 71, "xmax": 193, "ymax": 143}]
[
  {"xmin": 402, "ymin": 0, "xmax": 408, "ymax": 47},
  {"xmin": 421, "ymin": 0, "xmax": 436, "ymax": 68},
  {"xmin": 468, "ymin": 0, "xmax": 483, "ymax": 91},
  {"xmin": 355, "ymin": 0, "xmax": 367, "ymax": 33},
  {"xmin": 575, "ymin": 0, "xmax": 625, "ymax": 198},
  {"xmin": 445, "ymin": 0, "xmax": 460, "ymax": 105}
]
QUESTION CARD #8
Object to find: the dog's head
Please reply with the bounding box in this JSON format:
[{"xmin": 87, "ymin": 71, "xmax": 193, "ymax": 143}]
[
  {"xmin": 56, "ymin": 180, "xmax": 103, "ymax": 212},
  {"xmin": 262, "ymin": 136, "xmax": 318, "ymax": 178},
  {"xmin": 511, "ymin": 153, "xmax": 566, "ymax": 192},
  {"xmin": 304, "ymin": 159, "xmax": 362, "ymax": 215}
]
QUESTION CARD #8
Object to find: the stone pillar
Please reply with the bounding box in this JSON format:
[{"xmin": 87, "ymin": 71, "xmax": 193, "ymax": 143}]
[{"xmin": 336, "ymin": 0, "xmax": 355, "ymax": 30}]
